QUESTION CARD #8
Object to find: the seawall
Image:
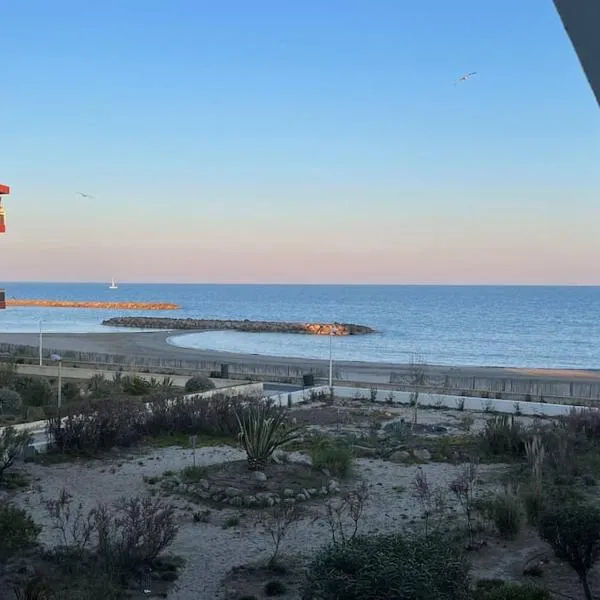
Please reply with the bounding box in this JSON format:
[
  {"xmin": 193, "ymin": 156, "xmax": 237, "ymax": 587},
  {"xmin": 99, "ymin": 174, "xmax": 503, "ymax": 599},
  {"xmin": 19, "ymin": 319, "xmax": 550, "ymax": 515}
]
[{"xmin": 3, "ymin": 341, "xmax": 600, "ymax": 405}]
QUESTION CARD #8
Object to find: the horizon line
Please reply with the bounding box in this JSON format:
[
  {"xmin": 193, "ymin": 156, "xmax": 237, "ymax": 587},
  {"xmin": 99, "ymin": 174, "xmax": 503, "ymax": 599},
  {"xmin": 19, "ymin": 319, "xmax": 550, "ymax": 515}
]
[{"xmin": 3, "ymin": 281, "xmax": 600, "ymax": 288}]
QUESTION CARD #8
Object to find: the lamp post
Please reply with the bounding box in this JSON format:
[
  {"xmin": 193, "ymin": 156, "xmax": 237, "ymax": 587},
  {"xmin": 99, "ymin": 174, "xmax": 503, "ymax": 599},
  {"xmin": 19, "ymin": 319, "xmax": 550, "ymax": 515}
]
[
  {"xmin": 51, "ymin": 353, "xmax": 62, "ymax": 410},
  {"xmin": 39, "ymin": 321, "xmax": 43, "ymax": 366},
  {"xmin": 328, "ymin": 327, "xmax": 338, "ymax": 389}
]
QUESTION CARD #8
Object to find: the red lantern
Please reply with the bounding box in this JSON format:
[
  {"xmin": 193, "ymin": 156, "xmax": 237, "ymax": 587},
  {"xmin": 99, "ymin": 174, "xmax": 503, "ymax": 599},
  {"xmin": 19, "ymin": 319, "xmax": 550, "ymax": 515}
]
[{"xmin": 0, "ymin": 184, "xmax": 10, "ymax": 234}]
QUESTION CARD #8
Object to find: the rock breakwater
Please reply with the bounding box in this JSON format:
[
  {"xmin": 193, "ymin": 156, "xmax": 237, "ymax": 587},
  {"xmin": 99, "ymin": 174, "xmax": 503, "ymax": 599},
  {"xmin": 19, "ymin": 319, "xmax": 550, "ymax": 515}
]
[
  {"xmin": 101, "ymin": 317, "xmax": 375, "ymax": 335},
  {"xmin": 8, "ymin": 300, "xmax": 180, "ymax": 310}
]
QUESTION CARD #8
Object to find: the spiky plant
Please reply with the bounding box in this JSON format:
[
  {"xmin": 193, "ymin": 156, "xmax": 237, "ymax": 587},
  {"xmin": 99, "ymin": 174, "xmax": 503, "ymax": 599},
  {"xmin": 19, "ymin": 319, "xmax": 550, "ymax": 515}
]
[{"xmin": 235, "ymin": 399, "xmax": 303, "ymax": 471}]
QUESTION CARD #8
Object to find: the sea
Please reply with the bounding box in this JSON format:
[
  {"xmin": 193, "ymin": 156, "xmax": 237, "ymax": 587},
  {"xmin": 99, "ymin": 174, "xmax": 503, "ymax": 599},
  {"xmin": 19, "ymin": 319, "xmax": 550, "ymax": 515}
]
[{"xmin": 0, "ymin": 283, "xmax": 599, "ymax": 370}]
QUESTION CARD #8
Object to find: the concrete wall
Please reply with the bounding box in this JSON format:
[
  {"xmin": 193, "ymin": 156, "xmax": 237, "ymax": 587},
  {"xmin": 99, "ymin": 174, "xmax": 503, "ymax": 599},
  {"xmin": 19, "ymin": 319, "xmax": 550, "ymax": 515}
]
[
  {"xmin": 269, "ymin": 385, "xmax": 591, "ymax": 418},
  {"xmin": 4, "ymin": 341, "xmax": 600, "ymax": 403}
]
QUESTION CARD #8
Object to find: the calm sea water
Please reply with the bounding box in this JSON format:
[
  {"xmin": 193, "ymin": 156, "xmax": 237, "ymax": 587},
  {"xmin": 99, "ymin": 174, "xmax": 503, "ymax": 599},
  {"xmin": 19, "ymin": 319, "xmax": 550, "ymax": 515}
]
[{"xmin": 0, "ymin": 283, "xmax": 599, "ymax": 369}]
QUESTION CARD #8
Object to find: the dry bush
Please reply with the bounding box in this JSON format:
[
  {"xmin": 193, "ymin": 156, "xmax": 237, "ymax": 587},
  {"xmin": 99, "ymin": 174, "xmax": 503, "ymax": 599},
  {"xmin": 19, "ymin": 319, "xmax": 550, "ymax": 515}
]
[
  {"xmin": 144, "ymin": 393, "xmax": 243, "ymax": 438},
  {"xmin": 450, "ymin": 461, "xmax": 479, "ymax": 545},
  {"xmin": 46, "ymin": 399, "xmax": 146, "ymax": 454},
  {"xmin": 258, "ymin": 504, "xmax": 301, "ymax": 566},
  {"xmin": 562, "ymin": 409, "xmax": 600, "ymax": 442},
  {"xmin": 325, "ymin": 481, "xmax": 370, "ymax": 545},
  {"xmin": 412, "ymin": 468, "xmax": 448, "ymax": 537},
  {"xmin": 94, "ymin": 495, "xmax": 178, "ymax": 569},
  {"xmin": 45, "ymin": 488, "xmax": 178, "ymax": 571}
]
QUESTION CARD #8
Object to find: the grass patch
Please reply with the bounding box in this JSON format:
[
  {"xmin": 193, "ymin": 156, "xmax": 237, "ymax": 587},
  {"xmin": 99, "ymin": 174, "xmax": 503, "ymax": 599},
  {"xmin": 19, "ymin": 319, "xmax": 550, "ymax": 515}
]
[
  {"xmin": 223, "ymin": 514, "xmax": 241, "ymax": 528},
  {"xmin": 0, "ymin": 470, "xmax": 29, "ymax": 490},
  {"xmin": 310, "ymin": 438, "xmax": 353, "ymax": 478},
  {"xmin": 418, "ymin": 434, "xmax": 479, "ymax": 462},
  {"xmin": 181, "ymin": 465, "xmax": 208, "ymax": 482}
]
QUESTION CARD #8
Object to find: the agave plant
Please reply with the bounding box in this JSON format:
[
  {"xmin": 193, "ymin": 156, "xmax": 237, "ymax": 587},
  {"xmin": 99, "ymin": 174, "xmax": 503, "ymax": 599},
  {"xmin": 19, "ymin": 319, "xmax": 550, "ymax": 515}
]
[{"xmin": 235, "ymin": 399, "xmax": 303, "ymax": 471}]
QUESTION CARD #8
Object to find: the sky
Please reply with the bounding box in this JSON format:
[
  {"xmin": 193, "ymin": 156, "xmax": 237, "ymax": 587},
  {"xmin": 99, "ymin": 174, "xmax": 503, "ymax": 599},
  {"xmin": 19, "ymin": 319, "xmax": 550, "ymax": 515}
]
[{"xmin": 1, "ymin": 0, "xmax": 599, "ymax": 285}]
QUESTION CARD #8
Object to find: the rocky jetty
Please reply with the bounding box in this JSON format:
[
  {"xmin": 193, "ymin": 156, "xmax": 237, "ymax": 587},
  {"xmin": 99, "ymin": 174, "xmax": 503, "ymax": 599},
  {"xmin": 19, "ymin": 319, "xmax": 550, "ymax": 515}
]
[
  {"xmin": 101, "ymin": 316, "xmax": 375, "ymax": 335},
  {"xmin": 8, "ymin": 300, "xmax": 180, "ymax": 310}
]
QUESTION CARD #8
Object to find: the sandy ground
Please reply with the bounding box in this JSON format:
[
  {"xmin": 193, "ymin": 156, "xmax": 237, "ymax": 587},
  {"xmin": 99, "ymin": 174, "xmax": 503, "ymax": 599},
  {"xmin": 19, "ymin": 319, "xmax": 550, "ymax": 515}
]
[
  {"xmin": 8, "ymin": 443, "xmax": 506, "ymax": 600},
  {"xmin": 2, "ymin": 331, "xmax": 599, "ymax": 384}
]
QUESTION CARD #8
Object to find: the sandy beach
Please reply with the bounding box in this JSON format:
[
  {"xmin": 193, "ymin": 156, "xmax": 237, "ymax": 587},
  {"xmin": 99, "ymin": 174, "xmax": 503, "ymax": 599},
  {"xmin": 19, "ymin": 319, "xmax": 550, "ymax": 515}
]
[{"xmin": 1, "ymin": 330, "xmax": 600, "ymax": 385}]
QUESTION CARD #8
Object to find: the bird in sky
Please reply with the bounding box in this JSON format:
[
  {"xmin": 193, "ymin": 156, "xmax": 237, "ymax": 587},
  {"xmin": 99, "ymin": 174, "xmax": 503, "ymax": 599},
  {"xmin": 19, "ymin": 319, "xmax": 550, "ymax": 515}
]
[
  {"xmin": 76, "ymin": 192, "xmax": 96, "ymax": 199},
  {"xmin": 454, "ymin": 71, "xmax": 477, "ymax": 86}
]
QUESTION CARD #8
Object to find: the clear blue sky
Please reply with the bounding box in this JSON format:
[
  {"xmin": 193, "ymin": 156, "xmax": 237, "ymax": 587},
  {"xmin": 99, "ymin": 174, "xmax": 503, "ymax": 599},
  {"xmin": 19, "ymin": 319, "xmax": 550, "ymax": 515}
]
[{"xmin": 2, "ymin": 0, "xmax": 599, "ymax": 284}]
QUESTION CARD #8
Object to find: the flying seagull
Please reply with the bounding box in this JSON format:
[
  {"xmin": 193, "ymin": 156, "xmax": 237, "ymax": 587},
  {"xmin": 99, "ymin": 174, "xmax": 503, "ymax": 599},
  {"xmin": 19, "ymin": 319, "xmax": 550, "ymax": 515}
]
[
  {"xmin": 76, "ymin": 192, "xmax": 96, "ymax": 199},
  {"xmin": 454, "ymin": 71, "xmax": 477, "ymax": 85}
]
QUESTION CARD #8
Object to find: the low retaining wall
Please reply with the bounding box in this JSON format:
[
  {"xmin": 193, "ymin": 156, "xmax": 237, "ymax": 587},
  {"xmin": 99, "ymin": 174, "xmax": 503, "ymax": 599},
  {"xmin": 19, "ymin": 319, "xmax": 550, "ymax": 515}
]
[{"xmin": 270, "ymin": 386, "xmax": 591, "ymax": 418}]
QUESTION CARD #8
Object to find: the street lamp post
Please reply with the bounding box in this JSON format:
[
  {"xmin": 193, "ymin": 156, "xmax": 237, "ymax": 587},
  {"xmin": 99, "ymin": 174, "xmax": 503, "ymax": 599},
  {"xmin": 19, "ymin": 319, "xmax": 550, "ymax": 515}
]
[
  {"xmin": 328, "ymin": 327, "xmax": 338, "ymax": 389},
  {"xmin": 51, "ymin": 354, "xmax": 62, "ymax": 411},
  {"xmin": 39, "ymin": 321, "xmax": 43, "ymax": 366}
]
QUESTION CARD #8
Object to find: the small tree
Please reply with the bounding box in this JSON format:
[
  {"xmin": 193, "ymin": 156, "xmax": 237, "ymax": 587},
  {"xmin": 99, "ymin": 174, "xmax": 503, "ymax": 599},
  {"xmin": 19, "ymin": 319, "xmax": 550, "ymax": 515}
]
[
  {"xmin": 235, "ymin": 400, "xmax": 303, "ymax": 471},
  {"xmin": 259, "ymin": 504, "xmax": 300, "ymax": 567},
  {"xmin": 450, "ymin": 461, "xmax": 479, "ymax": 546},
  {"xmin": 0, "ymin": 426, "xmax": 32, "ymax": 483},
  {"xmin": 538, "ymin": 503, "xmax": 600, "ymax": 600}
]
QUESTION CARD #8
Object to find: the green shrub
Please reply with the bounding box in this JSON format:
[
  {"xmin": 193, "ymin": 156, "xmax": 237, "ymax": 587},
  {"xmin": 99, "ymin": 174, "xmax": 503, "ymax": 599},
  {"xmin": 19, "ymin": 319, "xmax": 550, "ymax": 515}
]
[
  {"xmin": 88, "ymin": 373, "xmax": 115, "ymax": 398},
  {"xmin": 0, "ymin": 503, "xmax": 40, "ymax": 559},
  {"xmin": 310, "ymin": 438, "xmax": 353, "ymax": 478},
  {"xmin": 491, "ymin": 490, "xmax": 522, "ymax": 539},
  {"xmin": 13, "ymin": 375, "xmax": 53, "ymax": 407},
  {"xmin": 0, "ymin": 426, "xmax": 32, "ymax": 482},
  {"xmin": 61, "ymin": 381, "xmax": 81, "ymax": 402},
  {"xmin": 538, "ymin": 503, "xmax": 600, "ymax": 600},
  {"xmin": 184, "ymin": 375, "xmax": 216, "ymax": 394},
  {"xmin": 521, "ymin": 486, "xmax": 545, "ymax": 526},
  {"xmin": 0, "ymin": 387, "xmax": 22, "ymax": 414},
  {"xmin": 121, "ymin": 375, "xmax": 152, "ymax": 396},
  {"xmin": 474, "ymin": 580, "xmax": 550, "ymax": 599},
  {"xmin": 181, "ymin": 465, "xmax": 207, "ymax": 482},
  {"xmin": 479, "ymin": 415, "xmax": 526, "ymax": 458},
  {"xmin": 302, "ymin": 532, "xmax": 470, "ymax": 600},
  {"xmin": 264, "ymin": 580, "xmax": 287, "ymax": 596},
  {"xmin": 0, "ymin": 360, "xmax": 17, "ymax": 388}
]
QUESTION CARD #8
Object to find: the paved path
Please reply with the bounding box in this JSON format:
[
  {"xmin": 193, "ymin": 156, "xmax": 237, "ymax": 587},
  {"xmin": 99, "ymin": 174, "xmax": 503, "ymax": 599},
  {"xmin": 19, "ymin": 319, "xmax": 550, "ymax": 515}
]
[{"xmin": 13, "ymin": 363, "xmax": 243, "ymax": 388}]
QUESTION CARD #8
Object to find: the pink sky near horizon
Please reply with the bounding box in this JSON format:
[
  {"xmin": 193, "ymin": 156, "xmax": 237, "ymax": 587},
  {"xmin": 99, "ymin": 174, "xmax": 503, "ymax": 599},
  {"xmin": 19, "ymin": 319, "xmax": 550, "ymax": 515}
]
[{"xmin": 3, "ymin": 181, "xmax": 600, "ymax": 285}]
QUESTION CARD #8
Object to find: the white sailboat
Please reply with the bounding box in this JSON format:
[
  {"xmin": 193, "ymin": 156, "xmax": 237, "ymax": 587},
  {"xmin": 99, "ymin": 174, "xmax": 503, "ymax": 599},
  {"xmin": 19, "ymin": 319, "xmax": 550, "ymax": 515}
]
[{"xmin": 109, "ymin": 277, "xmax": 118, "ymax": 290}]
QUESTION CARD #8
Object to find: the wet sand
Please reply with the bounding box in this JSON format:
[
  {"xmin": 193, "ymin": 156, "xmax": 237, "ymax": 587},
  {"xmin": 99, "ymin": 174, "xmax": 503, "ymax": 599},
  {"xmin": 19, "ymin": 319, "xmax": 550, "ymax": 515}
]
[{"xmin": 1, "ymin": 331, "xmax": 599, "ymax": 384}]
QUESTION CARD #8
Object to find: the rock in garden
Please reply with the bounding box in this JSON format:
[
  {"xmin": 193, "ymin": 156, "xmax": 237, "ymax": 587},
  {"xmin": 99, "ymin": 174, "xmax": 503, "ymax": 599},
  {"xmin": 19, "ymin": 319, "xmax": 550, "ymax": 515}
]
[
  {"xmin": 412, "ymin": 448, "xmax": 431, "ymax": 461},
  {"xmin": 328, "ymin": 480, "xmax": 340, "ymax": 494},
  {"xmin": 253, "ymin": 471, "xmax": 267, "ymax": 482},
  {"xmin": 224, "ymin": 486, "xmax": 243, "ymax": 498},
  {"xmin": 388, "ymin": 450, "xmax": 411, "ymax": 463}
]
